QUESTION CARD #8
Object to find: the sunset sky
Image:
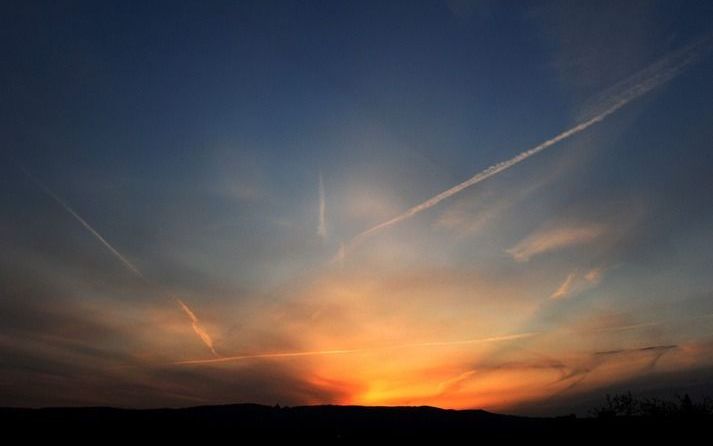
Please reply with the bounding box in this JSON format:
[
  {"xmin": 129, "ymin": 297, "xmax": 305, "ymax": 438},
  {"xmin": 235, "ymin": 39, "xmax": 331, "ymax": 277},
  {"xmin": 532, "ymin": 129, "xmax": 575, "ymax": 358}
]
[{"xmin": 2, "ymin": 1, "xmax": 713, "ymax": 415}]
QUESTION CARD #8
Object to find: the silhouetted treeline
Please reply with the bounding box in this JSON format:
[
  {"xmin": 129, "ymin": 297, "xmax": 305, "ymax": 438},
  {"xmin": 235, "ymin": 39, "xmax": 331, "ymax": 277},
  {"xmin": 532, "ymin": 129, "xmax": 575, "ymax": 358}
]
[{"xmin": 592, "ymin": 392, "xmax": 713, "ymax": 418}]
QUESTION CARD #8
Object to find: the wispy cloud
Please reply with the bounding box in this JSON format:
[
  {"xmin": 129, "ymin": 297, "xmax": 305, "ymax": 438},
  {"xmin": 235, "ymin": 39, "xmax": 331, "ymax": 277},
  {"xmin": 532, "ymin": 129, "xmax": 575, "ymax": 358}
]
[
  {"xmin": 551, "ymin": 273, "xmax": 577, "ymax": 300},
  {"xmin": 588, "ymin": 321, "xmax": 661, "ymax": 333},
  {"xmin": 594, "ymin": 344, "xmax": 677, "ymax": 357},
  {"xmin": 318, "ymin": 171, "xmax": 327, "ymax": 240},
  {"xmin": 593, "ymin": 345, "xmax": 677, "ymax": 374},
  {"xmin": 433, "ymin": 176, "xmax": 552, "ymax": 238},
  {"xmin": 550, "ymin": 267, "xmax": 604, "ymax": 299},
  {"xmin": 175, "ymin": 347, "xmax": 359, "ymax": 365},
  {"xmin": 436, "ymin": 370, "xmax": 478, "ymax": 395},
  {"xmin": 427, "ymin": 343, "xmax": 681, "ymax": 407},
  {"xmin": 406, "ymin": 332, "xmax": 538, "ymax": 348},
  {"xmin": 436, "ymin": 358, "xmax": 570, "ymax": 397},
  {"xmin": 553, "ymin": 345, "xmax": 678, "ymax": 394},
  {"xmin": 584, "ymin": 268, "xmax": 603, "ymax": 284},
  {"xmin": 177, "ymin": 299, "xmax": 219, "ymax": 357},
  {"xmin": 433, "ymin": 195, "xmax": 509, "ymax": 237},
  {"xmin": 508, "ymin": 224, "xmax": 604, "ymax": 262},
  {"xmin": 336, "ymin": 37, "xmax": 712, "ymax": 261}
]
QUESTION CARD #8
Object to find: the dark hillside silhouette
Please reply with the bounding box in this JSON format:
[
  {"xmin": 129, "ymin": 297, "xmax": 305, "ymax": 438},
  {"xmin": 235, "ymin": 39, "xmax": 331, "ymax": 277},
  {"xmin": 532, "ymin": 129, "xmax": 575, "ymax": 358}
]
[{"xmin": 2, "ymin": 394, "xmax": 711, "ymax": 441}]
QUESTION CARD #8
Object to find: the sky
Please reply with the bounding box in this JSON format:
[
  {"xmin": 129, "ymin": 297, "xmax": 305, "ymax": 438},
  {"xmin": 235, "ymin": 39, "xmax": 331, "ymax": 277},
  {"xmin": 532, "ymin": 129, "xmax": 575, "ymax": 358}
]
[{"xmin": 2, "ymin": 0, "xmax": 713, "ymax": 415}]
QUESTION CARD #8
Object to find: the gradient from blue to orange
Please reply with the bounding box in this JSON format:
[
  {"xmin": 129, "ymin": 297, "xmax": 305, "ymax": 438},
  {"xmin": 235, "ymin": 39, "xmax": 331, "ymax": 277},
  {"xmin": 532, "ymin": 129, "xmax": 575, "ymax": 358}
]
[{"xmin": 2, "ymin": 1, "xmax": 713, "ymax": 414}]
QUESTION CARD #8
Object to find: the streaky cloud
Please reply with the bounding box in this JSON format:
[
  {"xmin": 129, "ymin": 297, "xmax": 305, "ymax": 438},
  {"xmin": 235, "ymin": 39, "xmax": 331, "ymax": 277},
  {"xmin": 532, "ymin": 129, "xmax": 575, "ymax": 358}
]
[
  {"xmin": 437, "ymin": 359, "xmax": 571, "ymax": 397},
  {"xmin": 550, "ymin": 267, "xmax": 604, "ymax": 300},
  {"xmin": 175, "ymin": 348, "xmax": 361, "ymax": 365},
  {"xmin": 590, "ymin": 322, "xmax": 660, "ymax": 333},
  {"xmin": 405, "ymin": 332, "xmax": 538, "ymax": 348},
  {"xmin": 177, "ymin": 299, "xmax": 220, "ymax": 357},
  {"xmin": 336, "ymin": 35, "xmax": 713, "ymax": 261},
  {"xmin": 552, "ymin": 345, "xmax": 679, "ymax": 395},
  {"xmin": 551, "ymin": 273, "xmax": 577, "ymax": 300},
  {"xmin": 508, "ymin": 224, "xmax": 604, "ymax": 262},
  {"xmin": 174, "ymin": 331, "xmax": 539, "ymax": 365},
  {"xmin": 594, "ymin": 344, "xmax": 677, "ymax": 357}
]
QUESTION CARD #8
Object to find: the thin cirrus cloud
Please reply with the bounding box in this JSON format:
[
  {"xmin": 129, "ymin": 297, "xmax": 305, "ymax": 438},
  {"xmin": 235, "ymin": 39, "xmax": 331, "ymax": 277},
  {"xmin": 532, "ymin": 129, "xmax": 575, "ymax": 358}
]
[
  {"xmin": 173, "ymin": 332, "xmax": 538, "ymax": 366},
  {"xmin": 176, "ymin": 299, "xmax": 220, "ymax": 357},
  {"xmin": 550, "ymin": 273, "xmax": 577, "ymax": 299},
  {"xmin": 433, "ymin": 172, "xmax": 555, "ymax": 238},
  {"xmin": 394, "ymin": 342, "xmax": 688, "ymax": 411},
  {"xmin": 550, "ymin": 267, "xmax": 604, "ymax": 300},
  {"xmin": 507, "ymin": 224, "xmax": 604, "ymax": 262},
  {"xmin": 547, "ymin": 345, "xmax": 679, "ymax": 396},
  {"xmin": 433, "ymin": 193, "xmax": 513, "ymax": 237}
]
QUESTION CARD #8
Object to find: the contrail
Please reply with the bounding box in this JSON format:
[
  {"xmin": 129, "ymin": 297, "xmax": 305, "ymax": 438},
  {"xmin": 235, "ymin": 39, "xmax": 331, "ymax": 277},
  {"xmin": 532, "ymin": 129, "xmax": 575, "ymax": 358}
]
[
  {"xmin": 336, "ymin": 36, "xmax": 712, "ymax": 261},
  {"xmin": 172, "ymin": 314, "xmax": 687, "ymax": 367},
  {"xmin": 22, "ymin": 167, "xmax": 220, "ymax": 356},
  {"xmin": 405, "ymin": 332, "xmax": 537, "ymax": 348},
  {"xmin": 175, "ymin": 348, "xmax": 361, "ymax": 365},
  {"xmin": 177, "ymin": 299, "xmax": 220, "ymax": 357},
  {"xmin": 587, "ymin": 321, "xmax": 661, "ymax": 333},
  {"xmin": 173, "ymin": 331, "xmax": 538, "ymax": 365},
  {"xmin": 318, "ymin": 171, "xmax": 327, "ymax": 240},
  {"xmin": 21, "ymin": 168, "xmax": 143, "ymax": 277}
]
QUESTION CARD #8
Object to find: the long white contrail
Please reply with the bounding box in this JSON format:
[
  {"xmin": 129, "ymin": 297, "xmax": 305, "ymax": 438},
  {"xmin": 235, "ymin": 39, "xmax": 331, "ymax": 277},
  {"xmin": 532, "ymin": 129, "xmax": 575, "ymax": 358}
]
[
  {"xmin": 336, "ymin": 37, "xmax": 712, "ymax": 261},
  {"xmin": 21, "ymin": 168, "xmax": 144, "ymax": 277},
  {"xmin": 173, "ymin": 309, "xmax": 702, "ymax": 366},
  {"xmin": 175, "ymin": 348, "xmax": 362, "ymax": 365},
  {"xmin": 318, "ymin": 171, "xmax": 327, "ymax": 240},
  {"xmin": 173, "ymin": 331, "xmax": 538, "ymax": 365},
  {"xmin": 22, "ymin": 168, "xmax": 220, "ymax": 356}
]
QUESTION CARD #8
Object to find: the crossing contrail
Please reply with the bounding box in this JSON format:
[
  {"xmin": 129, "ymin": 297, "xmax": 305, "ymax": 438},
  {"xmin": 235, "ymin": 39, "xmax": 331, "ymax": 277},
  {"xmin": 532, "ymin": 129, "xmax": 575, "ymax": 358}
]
[
  {"xmin": 175, "ymin": 348, "xmax": 362, "ymax": 365},
  {"xmin": 172, "ymin": 311, "xmax": 696, "ymax": 367},
  {"xmin": 336, "ymin": 36, "xmax": 712, "ymax": 261},
  {"xmin": 173, "ymin": 331, "xmax": 538, "ymax": 365},
  {"xmin": 22, "ymin": 167, "xmax": 219, "ymax": 356}
]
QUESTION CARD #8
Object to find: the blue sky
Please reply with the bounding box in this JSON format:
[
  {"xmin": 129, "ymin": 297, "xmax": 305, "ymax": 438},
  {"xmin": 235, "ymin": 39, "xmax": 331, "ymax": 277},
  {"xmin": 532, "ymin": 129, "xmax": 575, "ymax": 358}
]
[{"xmin": 2, "ymin": 1, "xmax": 713, "ymax": 413}]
